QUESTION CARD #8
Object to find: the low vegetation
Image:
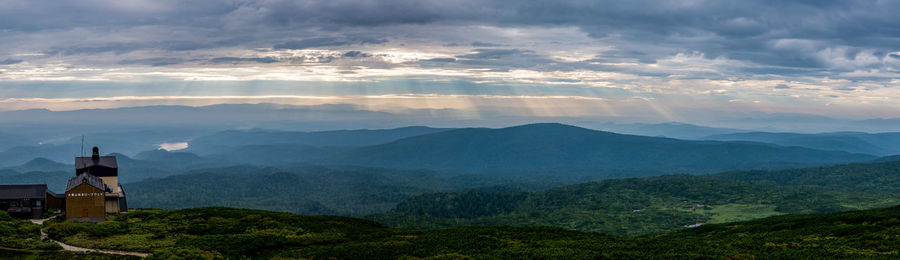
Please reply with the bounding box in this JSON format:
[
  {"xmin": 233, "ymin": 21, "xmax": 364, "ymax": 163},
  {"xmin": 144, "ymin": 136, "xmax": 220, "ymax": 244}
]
[
  {"xmin": 40, "ymin": 205, "xmax": 900, "ymax": 259},
  {"xmin": 0, "ymin": 211, "xmax": 131, "ymax": 259},
  {"xmin": 0, "ymin": 211, "xmax": 59, "ymax": 251}
]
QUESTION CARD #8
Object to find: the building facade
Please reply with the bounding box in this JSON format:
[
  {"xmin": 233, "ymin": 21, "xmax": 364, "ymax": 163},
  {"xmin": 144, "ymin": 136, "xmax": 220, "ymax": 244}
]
[
  {"xmin": 0, "ymin": 184, "xmax": 63, "ymax": 219},
  {"xmin": 65, "ymin": 173, "xmax": 107, "ymax": 222},
  {"xmin": 66, "ymin": 146, "xmax": 127, "ymax": 221}
]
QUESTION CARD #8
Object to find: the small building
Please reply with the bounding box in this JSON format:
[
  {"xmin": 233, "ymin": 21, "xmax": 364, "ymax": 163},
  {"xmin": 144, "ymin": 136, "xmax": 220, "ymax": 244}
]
[
  {"xmin": 0, "ymin": 184, "xmax": 63, "ymax": 219},
  {"xmin": 46, "ymin": 190, "xmax": 66, "ymax": 210},
  {"xmin": 65, "ymin": 173, "xmax": 107, "ymax": 222},
  {"xmin": 73, "ymin": 146, "xmax": 126, "ymax": 215}
]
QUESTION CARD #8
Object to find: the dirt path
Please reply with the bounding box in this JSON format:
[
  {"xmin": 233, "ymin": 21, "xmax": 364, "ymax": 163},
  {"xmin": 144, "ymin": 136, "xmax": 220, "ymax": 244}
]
[{"xmin": 30, "ymin": 216, "xmax": 150, "ymax": 258}]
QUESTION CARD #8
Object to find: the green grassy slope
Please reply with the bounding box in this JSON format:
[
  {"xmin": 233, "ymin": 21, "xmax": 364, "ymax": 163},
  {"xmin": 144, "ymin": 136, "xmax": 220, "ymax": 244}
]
[{"xmin": 42, "ymin": 205, "xmax": 900, "ymax": 259}]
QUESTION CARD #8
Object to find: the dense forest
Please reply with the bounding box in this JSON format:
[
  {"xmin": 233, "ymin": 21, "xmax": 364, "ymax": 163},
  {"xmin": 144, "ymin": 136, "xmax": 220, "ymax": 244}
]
[
  {"xmin": 7, "ymin": 205, "xmax": 894, "ymax": 259},
  {"xmin": 373, "ymin": 174, "xmax": 898, "ymax": 236}
]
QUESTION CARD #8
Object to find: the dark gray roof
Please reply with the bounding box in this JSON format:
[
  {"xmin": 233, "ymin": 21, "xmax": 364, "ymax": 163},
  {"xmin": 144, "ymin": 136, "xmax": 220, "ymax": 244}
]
[
  {"xmin": 47, "ymin": 189, "xmax": 64, "ymax": 199},
  {"xmin": 75, "ymin": 156, "xmax": 118, "ymax": 169},
  {"xmin": 0, "ymin": 184, "xmax": 48, "ymax": 199},
  {"xmin": 66, "ymin": 173, "xmax": 106, "ymax": 192}
]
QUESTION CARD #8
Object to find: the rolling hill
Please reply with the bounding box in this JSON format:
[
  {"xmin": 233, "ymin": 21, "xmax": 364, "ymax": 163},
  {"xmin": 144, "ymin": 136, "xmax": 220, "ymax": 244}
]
[
  {"xmin": 587, "ymin": 121, "xmax": 746, "ymax": 139},
  {"xmin": 373, "ymin": 159, "xmax": 900, "ymax": 236},
  {"xmin": 705, "ymin": 131, "xmax": 900, "ymax": 156},
  {"xmin": 332, "ymin": 123, "xmax": 876, "ymax": 174},
  {"xmin": 186, "ymin": 126, "xmax": 450, "ymax": 154},
  {"xmin": 710, "ymin": 160, "xmax": 900, "ymax": 193},
  {"xmin": 373, "ymin": 174, "xmax": 897, "ymax": 236},
  {"xmin": 125, "ymin": 166, "xmax": 467, "ymax": 216}
]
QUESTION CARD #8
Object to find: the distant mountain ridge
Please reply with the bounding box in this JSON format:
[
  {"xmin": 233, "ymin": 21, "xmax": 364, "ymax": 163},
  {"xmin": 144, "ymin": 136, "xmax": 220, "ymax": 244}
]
[
  {"xmin": 705, "ymin": 131, "xmax": 900, "ymax": 156},
  {"xmin": 331, "ymin": 123, "xmax": 876, "ymax": 174},
  {"xmin": 585, "ymin": 122, "xmax": 746, "ymax": 139},
  {"xmin": 187, "ymin": 126, "xmax": 451, "ymax": 154}
]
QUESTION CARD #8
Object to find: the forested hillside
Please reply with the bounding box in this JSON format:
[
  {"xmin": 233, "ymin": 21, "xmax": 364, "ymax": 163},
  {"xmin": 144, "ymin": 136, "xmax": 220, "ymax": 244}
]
[
  {"xmin": 126, "ymin": 166, "xmax": 467, "ymax": 216},
  {"xmin": 711, "ymin": 160, "xmax": 900, "ymax": 193},
  {"xmin": 373, "ymin": 175, "xmax": 898, "ymax": 236}
]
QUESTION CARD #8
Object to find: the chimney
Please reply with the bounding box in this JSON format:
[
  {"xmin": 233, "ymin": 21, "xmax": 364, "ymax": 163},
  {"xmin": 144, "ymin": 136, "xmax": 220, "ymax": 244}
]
[{"xmin": 92, "ymin": 146, "xmax": 100, "ymax": 161}]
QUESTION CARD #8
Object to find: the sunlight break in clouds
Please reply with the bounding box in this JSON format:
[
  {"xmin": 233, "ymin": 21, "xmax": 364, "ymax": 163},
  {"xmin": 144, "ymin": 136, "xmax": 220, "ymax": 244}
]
[{"xmin": 2, "ymin": 0, "xmax": 900, "ymax": 125}]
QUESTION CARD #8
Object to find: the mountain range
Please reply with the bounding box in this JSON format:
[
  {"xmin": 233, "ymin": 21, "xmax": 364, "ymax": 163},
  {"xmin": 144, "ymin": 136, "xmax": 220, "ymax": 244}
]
[
  {"xmin": 705, "ymin": 131, "xmax": 900, "ymax": 156},
  {"xmin": 327, "ymin": 123, "xmax": 875, "ymax": 174}
]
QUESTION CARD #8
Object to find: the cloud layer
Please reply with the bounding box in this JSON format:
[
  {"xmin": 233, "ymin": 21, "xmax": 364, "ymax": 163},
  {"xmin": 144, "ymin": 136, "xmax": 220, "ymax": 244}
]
[{"xmin": 1, "ymin": 0, "xmax": 900, "ymax": 123}]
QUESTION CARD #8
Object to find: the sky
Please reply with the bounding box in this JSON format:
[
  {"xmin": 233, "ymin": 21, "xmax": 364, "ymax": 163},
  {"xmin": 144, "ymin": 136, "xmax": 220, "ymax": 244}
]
[{"xmin": 1, "ymin": 0, "xmax": 900, "ymax": 126}]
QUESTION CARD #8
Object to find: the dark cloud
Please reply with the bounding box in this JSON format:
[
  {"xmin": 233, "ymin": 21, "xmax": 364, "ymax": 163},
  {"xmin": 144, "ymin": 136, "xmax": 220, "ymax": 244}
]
[
  {"xmin": 3, "ymin": 1, "xmax": 900, "ymax": 76},
  {"xmin": 209, "ymin": 57, "xmax": 279, "ymax": 64},
  {"xmin": 423, "ymin": 58, "xmax": 456, "ymax": 62},
  {"xmin": 118, "ymin": 58, "xmax": 185, "ymax": 66},
  {"xmin": 0, "ymin": 58, "xmax": 23, "ymax": 65},
  {"xmin": 342, "ymin": 51, "xmax": 371, "ymax": 58},
  {"xmin": 457, "ymin": 49, "xmax": 536, "ymax": 60},
  {"xmin": 50, "ymin": 42, "xmax": 147, "ymax": 55},
  {"xmin": 471, "ymin": 41, "xmax": 503, "ymax": 47},
  {"xmin": 774, "ymin": 84, "xmax": 791, "ymax": 89},
  {"xmin": 273, "ymin": 37, "xmax": 387, "ymax": 50},
  {"xmin": 834, "ymin": 86, "xmax": 856, "ymax": 91}
]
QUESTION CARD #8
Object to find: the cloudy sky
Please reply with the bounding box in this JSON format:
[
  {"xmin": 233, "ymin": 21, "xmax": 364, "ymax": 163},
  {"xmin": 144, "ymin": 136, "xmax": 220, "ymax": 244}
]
[{"xmin": 2, "ymin": 0, "xmax": 900, "ymax": 125}]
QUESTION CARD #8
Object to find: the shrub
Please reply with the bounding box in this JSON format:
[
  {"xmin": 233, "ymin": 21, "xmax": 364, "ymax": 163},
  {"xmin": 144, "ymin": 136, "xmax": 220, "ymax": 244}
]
[{"xmin": 148, "ymin": 248, "xmax": 224, "ymax": 260}]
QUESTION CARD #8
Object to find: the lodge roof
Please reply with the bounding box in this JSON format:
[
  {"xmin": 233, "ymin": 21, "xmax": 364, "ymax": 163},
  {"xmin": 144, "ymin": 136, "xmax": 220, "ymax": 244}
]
[
  {"xmin": 46, "ymin": 189, "xmax": 64, "ymax": 199},
  {"xmin": 66, "ymin": 173, "xmax": 106, "ymax": 193},
  {"xmin": 75, "ymin": 156, "xmax": 118, "ymax": 169},
  {"xmin": 0, "ymin": 184, "xmax": 48, "ymax": 200}
]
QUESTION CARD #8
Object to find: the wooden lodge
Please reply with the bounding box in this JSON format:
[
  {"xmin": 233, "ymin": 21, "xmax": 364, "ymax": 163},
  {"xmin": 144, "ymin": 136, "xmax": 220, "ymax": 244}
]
[
  {"xmin": 1, "ymin": 146, "xmax": 127, "ymax": 221},
  {"xmin": 67, "ymin": 146, "xmax": 127, "ymax": 221},
  {"xmin": 0, "ymin": 184, "xmax": 64, "ymax": 219},
  {"xmin": 64, "ymin": 173, "xmax": 107, "ymax": 221}
]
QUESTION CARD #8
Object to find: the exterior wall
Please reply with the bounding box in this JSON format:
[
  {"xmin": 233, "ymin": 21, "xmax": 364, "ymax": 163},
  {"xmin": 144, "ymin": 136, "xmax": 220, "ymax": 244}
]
[
  {"xmin": 99, "ymin": 177, "xmax": 118, "ymax": 192},
  {"xmin": 65, "ymin": 184, "xmax": 105, "ymax": 220},
  {"xmin": 45, "ymin": 193, "xmax": 65, "ymax": 210},
  {"xmin": 1, "ymin": 198, "xmax": 43, "ymax": 219},
  {"xmin": 104, "ymin": 197, "xmax": 119, "ymax": 214}
]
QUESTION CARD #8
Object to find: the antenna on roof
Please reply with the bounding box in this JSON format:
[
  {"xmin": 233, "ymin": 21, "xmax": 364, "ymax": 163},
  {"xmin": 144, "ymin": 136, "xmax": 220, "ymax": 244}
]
[{"xmin": 79, "ymin": 135, "xmax": 87, "ymax": 176}]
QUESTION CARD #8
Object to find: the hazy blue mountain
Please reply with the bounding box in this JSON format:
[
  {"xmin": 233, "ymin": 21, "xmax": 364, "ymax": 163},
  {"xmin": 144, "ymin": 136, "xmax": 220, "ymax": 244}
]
[
  {"xmin": 202, "ymin": 144, "xmax": 348, "ymax": 166},
  {"xmin": 874, "ymin": 155, "xmax": 900, "ymax": 162},
  {"xmin": 134, "ymin": 149, "xmax": 204, "ymax": 165},
  {"xmin": 0, "ymin": 131, "xmax": 36, "ymax": 151},
  {"xmin": 58, "ymin": 129, "xmax": 212, "ymax": 156},
  {"xmin": 0, "ymin": 171, "xmax": 70, "ymax": 193},
  {"xmin": 705, "ymin": 131, "xmax": 900, "ymax": 156},
  {"xmin": 711, "ymin": 113, "xmax": 900, "ymax": 133},
  {"xmin": 583, "ymin": 122, "xmax": 746, "ymax": 139},
  {"xmin": 0, "ymin": 153, "xmax": 183, "ymax": 188},
  {"xmin": 126, "ymin": 166, "xmax": 462, "ymax": 216},
  {"xmin": 0, "ymin": 169, "xmax": 17, "ymax": 177},
  {"xmin": 186, "ymin": 126, "xmax": 450, "ymax": 154},
  {"xmin": 0, "ymin": 144, "xmax": 79, "ymax": 167},
  {"xmin": 108, "ymin": 153, "xmax": 181, "ymax": 183},
  {"xmin": 332, "ymin": 123, "xmax": 876, "ymax": 174},
  {"xmin": 8, "ymin": 157, "xmax": 70, "ymax": 173}
]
